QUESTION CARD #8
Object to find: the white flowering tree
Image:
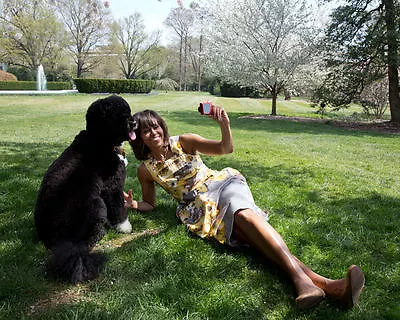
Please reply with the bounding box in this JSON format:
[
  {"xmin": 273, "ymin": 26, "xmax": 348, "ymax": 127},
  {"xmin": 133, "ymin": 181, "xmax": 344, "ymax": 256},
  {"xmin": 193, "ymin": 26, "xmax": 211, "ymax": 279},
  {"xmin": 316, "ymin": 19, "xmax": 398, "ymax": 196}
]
[
  {"xmin": 205, "ymin": 0, "xmax": 320, "ymax": 115},
  {"xmin": 359, "ymin": 78, "xmax": 389, "ymax": 120}
]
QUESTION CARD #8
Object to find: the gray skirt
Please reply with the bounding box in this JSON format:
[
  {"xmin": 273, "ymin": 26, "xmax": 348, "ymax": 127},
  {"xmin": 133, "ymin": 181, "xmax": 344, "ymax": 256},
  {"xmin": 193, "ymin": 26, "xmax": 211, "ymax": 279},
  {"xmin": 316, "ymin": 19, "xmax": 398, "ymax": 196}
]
[
  {"xmin": 177, "ymin": 172, "xmax": 268, "ymax": 246},
  {"xmin": 216, "ymin": 175, "xmax": 269, "ymax": 246}
]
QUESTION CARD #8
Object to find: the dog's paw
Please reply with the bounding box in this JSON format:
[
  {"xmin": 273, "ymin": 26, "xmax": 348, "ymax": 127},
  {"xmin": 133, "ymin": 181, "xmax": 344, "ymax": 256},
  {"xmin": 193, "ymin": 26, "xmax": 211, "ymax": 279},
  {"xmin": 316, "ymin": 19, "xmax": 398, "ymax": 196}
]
[{"xmin": 114, "ymin": 218, "xmax": 132, "ymax": 234}]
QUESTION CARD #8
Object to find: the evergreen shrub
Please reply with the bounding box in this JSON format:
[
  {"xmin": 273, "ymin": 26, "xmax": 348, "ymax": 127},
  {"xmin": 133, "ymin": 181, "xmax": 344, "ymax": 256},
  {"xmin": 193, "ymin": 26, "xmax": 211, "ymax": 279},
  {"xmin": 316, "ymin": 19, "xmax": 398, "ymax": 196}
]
[
  {"xmin": 0, "ymin": 81, "xmax": 72, "ymax": 90},
  {"xmin": 74, "ymin": 78, "xmax": 155, "ymax": 93},
  {"xmin": 220, "ymin": 82, "xmax": 262, "ymax": 98},
  {"xmin": 6, "ymin": 66, "xmax": 36, "ymax": 81}
]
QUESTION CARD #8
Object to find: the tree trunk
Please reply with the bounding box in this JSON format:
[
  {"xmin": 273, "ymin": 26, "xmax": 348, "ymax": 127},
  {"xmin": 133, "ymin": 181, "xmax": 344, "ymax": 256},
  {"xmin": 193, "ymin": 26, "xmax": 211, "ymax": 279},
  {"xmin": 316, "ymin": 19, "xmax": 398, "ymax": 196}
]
[
  {"xmin": 179, "ymin": 35, "xmax": 183, "ymax": 91},
  {"xmin": 384, "ymin": 0, "xmax": 400, "ymax": 123},
  {"xmin": 197, "ymin": 33, "xmax": 203, "ymax": 91},
  {"xmin": 271, "ymin": 87, "xmax": 278, "ymax": 115},
  {"xmin": 77, "ymin": 59, "xmax": 83, "ymax": 78},
  {"xmin": 183, "ymin": 35, "xmax": 188, "ymax": 91}
]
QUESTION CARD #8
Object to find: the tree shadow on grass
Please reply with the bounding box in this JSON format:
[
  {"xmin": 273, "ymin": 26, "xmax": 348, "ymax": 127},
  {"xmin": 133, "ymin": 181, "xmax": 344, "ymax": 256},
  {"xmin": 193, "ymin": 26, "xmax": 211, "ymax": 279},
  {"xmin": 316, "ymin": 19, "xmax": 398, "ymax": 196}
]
[
  {"xmin": 113, "ymin": 138, "xmax": 398, "ymax": 319},
  {"xmin": 97, "ymin": 153, "xmax": 398, "ymax": 319},
  {"xmin": 1, "ymin": 137, "xmax": 398, "ymax": 319},
  {"xmin": 162, "ymin": 110, "xmax": 399, "ymax": 139},
  {"xmin": 299, "ymin": 192, "xmax": 400, "ymax": 318},
  {"xmin": 97, "ymin": 226, "xmax": 290, "ymax": 320},
  {"xmin": 106, "ymin": 193, "xmax": 398, "ymax": 320},
  {"xmin": 126, "ymin": 149, "xmax": 400, "ymax": 319},
  {"xmin": 0, "ymin": 141, "xmax": 70, "ymax": 318},
  {"xmin": 0, "ymin": 139, "xmax": 181, "ymax": 319}
]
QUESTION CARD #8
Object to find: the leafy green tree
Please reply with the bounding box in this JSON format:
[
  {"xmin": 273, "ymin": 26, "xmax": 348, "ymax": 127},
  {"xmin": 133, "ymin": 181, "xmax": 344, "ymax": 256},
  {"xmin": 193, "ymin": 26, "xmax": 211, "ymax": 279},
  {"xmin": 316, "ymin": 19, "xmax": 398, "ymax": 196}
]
[
  {"xmin": 317, "ymin": 0, "xmax": 400, "ymax": 123},
  {"xmin": 50, "ymin": 0, "xmax": 111, "ymax": 78},
  {"xmin": 0, "ymin": 0, "xmax": 65, "ymax": 71},
  {"xmin": 144, "ymin": 46, "xmax": 176, "ymax": 81}
]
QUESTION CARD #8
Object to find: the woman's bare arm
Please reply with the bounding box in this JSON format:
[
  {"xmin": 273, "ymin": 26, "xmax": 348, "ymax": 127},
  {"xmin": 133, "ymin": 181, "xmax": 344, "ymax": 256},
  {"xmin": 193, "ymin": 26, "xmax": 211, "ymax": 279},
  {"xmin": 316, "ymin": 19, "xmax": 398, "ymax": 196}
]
[
  {"xmin": 180, "ymin": 106, "xmax": 233, "ymax": 156},
  {"xmin": 124, "ymin": 163, "xmax": 156, "ymax": 211}
]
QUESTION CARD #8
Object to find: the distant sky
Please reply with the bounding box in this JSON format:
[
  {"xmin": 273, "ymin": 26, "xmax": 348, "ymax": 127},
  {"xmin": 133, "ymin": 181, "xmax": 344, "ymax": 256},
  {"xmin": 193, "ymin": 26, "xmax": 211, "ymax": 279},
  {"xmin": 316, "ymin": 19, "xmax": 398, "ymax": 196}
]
[
  {"xmin": 108, "ymin": 0, "xmax": 337, "ymax": 45},
  {"xmin": 109, "ymin": 0, "xmax": 183, "ymax": 44}
]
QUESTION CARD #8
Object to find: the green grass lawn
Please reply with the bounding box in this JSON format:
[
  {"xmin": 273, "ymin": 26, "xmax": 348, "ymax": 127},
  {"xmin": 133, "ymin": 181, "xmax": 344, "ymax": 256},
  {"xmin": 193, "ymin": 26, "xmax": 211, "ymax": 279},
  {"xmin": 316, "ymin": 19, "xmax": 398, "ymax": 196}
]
[{"xmin": 0, "ymin": 92, "xmax": 399, "ymax": 319}]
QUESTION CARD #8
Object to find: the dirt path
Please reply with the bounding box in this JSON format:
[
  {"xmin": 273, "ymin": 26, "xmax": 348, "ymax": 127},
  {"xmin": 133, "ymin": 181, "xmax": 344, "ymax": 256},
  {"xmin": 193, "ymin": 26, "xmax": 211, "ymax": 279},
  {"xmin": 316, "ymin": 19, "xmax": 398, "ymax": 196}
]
[{"xmin": 241, "ymin": 115, "xmax": 400, "ymax": 134}]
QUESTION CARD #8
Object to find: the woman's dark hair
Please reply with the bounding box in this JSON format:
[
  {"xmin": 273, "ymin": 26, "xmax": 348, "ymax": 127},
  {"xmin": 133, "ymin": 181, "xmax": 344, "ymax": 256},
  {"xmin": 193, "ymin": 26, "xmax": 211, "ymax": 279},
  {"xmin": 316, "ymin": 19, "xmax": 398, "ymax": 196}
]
[{"xmin": 129, "ymin": 110, "xmax": 169, "ymax": 160}]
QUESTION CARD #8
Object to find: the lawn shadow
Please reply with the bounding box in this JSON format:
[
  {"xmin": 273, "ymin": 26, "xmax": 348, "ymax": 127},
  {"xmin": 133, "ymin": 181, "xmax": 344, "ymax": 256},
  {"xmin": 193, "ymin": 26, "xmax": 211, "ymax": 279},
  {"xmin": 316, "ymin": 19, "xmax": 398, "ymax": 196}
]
[
  {"xmin": 121, "ymin": 132, "xmax": 397, "ymax": 318},
  {"xmin": 102, "ymin": 225, "xmax": 291, "ymax": 319},
  {"xmin": 0, "ymin": 140, "xmax": 71, "ymax": 318},
  {"xmin": 0, "ymin": 128, "xmax": 397, "ymax": 319},
  {"xmin": 98, "ymin": 222, "xmax": 369, "ymax": 320},
  {"xmin": 0, "ymin": 140, "xmax": 67, "ymax": 247},
  {"xmin": 0, "ymin": 138, "xmax": 182, "ymax": 319},
  {"xmin": 162, "ymin": 110, "xmax": 400, "ymax": 139}
]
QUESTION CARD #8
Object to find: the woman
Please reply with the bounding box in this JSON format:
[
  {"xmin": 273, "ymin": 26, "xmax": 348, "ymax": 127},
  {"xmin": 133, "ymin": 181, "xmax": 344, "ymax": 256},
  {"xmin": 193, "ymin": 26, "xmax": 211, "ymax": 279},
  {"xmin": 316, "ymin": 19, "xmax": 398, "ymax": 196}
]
[{"xmin": 124, "ymin": 106, "xmax": 365, "ymax": 309}]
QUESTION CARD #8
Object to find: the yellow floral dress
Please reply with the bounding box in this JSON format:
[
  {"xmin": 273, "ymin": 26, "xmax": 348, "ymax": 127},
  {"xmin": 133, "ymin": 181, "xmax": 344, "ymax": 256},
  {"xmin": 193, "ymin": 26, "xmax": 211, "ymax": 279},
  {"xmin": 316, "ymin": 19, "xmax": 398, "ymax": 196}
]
[{"xmin": 143, "ymin": 136, "xmax": 267, "ymax": 245}]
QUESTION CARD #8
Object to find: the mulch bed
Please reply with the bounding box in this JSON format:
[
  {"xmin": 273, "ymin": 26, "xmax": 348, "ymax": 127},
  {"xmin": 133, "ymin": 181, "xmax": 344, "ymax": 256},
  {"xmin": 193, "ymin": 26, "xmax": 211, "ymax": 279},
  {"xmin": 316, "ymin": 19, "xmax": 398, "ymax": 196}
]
[{"xmin": 241, "ymin": 115, "xmax": 400, "ymax": 135}]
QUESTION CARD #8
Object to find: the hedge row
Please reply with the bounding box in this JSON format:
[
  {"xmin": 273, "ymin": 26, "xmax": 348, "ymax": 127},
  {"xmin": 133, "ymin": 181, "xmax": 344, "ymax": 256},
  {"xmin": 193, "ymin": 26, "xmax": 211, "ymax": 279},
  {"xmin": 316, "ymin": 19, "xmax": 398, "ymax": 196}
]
[
  {"xmin": 73, "ymin": 78, "xmax": 155, "ymax": 94},
  {"xmin": 0, "ymin": 81, "xmax": 72, "ymax": 90},
  {"xmin": 220, "ymin": 82, "xmax": 263, "ymax": 98}
]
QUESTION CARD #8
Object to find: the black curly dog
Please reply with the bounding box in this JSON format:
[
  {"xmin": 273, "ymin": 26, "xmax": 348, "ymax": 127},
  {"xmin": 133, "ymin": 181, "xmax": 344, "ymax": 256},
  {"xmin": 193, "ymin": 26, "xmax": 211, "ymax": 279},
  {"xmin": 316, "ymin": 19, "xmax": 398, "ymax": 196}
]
[{"xmin": 34, "ymin": 95, "xmax": 137, "ymax": 283}]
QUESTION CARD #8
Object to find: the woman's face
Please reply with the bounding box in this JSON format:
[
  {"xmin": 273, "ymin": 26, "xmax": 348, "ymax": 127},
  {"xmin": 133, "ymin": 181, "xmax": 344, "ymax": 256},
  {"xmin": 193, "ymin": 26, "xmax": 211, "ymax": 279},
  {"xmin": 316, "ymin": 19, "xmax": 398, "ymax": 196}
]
[{"xmin": 140, "ymin": 120, "xmax": 165, "ymax": 149}]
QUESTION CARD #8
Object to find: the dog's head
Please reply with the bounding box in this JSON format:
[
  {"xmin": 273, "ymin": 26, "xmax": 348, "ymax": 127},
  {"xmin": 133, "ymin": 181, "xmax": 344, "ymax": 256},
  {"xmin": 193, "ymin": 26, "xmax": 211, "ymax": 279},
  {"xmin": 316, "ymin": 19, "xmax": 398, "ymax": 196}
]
[{"xmin": 86, "ymin": 95, "xmax": 137, "ymax": 146}]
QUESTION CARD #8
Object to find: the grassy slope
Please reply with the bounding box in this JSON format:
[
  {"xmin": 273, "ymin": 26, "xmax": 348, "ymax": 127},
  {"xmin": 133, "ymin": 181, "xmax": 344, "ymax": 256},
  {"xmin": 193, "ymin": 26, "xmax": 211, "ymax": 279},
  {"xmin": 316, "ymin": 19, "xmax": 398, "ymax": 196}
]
[{"xmin": 0, "ymin": 93, "xmax": 399, "ymax": 320}]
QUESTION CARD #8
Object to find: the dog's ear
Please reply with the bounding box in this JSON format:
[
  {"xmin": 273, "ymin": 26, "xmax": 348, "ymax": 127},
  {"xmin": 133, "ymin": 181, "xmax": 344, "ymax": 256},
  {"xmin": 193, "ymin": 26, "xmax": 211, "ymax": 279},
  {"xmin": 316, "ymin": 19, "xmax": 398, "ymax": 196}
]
[
  {"xmin": 86, "ymin": 95, "xmax": 131, "ymax": 133},
  {"xmin": 86, "ymin": 99, "xmax": 107, "ymax": 132},
  {"xmin": 85, "ymin": 95, "xmax": 133, "ymax": 146}
]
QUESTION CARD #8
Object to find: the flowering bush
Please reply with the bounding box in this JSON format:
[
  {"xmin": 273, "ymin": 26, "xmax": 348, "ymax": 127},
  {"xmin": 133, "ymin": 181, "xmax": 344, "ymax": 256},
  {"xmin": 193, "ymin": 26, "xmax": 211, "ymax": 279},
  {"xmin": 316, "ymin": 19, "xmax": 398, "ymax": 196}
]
[{"xmin": 0, "ymin": 70, "xmax": 17, "ymax": 81}]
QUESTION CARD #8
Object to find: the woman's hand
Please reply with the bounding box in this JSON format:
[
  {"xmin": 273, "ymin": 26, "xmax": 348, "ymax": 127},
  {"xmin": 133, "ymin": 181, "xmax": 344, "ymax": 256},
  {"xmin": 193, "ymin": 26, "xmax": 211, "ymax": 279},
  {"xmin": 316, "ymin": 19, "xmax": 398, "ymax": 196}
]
[
  {"xmin": 180, "ymin": 104, "xmax": 234, "ymax": 156},
  {"xmin": 208, "ymin": 105, "xmax": 230, "ymax": 126},
  {"xmin": 124, "ymin": 165, "xmax": 157, "ymax": 212},
  {"xmin": 210, "ymin": 105, "xmax": 233, "ymax": 154},
  {"xmin": 124, "ymin": 189, "xmax": 135, "ymax": 209}
]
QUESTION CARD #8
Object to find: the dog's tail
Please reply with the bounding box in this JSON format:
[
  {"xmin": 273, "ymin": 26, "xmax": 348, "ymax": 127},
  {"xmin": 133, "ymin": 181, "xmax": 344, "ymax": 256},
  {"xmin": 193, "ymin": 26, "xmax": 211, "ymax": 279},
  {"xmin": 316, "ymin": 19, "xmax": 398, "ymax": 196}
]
[{"xmin": 48, "ymin": 242, "xmax": 107, "ymax": 284}]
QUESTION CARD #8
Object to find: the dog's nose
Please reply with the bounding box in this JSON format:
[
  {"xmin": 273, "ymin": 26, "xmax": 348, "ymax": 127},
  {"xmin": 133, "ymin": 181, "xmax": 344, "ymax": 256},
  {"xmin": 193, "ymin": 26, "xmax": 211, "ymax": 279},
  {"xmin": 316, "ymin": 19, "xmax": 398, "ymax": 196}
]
[{"xmin": 131, "ymin": 119, "xmax": 138, "ymax": 131}]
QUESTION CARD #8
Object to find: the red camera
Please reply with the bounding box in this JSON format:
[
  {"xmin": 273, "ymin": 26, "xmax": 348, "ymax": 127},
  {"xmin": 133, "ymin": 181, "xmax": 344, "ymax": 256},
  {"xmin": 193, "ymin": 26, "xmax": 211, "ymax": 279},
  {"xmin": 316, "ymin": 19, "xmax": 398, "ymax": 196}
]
[{"xmin": 198, "ymin": 101, "xmax": 213, "ymax": 115}]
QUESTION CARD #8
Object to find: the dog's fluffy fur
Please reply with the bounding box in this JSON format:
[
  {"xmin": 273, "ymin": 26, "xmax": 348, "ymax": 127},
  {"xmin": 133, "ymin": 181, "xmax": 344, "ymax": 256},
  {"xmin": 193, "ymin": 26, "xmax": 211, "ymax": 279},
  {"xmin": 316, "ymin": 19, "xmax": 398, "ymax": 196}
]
[{"xmin": 34, "ymin": 95, "xmax": 136, "ymax": 283}]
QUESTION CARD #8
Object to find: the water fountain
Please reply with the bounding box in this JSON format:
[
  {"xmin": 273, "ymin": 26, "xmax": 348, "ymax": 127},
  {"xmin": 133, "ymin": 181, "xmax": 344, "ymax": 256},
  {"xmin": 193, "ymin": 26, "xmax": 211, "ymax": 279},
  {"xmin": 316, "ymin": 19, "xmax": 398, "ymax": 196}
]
[
  {"xmin": 0, "ymin": 63, "xmax": 77, "ymax": 95},
  {"xmin": 36, "ymin": 64, "xmax": 47, "ymax": 91}
]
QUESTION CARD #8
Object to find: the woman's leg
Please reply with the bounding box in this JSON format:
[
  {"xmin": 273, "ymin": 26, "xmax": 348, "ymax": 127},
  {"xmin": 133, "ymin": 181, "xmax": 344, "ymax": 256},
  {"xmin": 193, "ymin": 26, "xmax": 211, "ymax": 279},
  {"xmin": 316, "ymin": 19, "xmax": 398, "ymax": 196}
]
[
  {"xmin": 233, "ymin": 209, "xmax": 364, "ymax": 308},
  {"xmin": 292, "ymin": 256, "xmax": 365, "ymax": 308},
  {"xmin": 233, "ymin": 209, "xmax": 325, "ymax": 308}
]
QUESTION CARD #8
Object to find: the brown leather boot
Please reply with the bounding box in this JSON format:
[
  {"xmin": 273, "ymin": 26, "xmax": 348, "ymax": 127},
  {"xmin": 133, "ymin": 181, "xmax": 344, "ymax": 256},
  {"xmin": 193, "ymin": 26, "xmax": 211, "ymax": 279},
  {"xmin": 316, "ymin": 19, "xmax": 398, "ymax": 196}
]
[
  {"xmin": 326, "ymin": 265, "xmax": 365, "ymax": 308},
  {"xmin": 292, "ymin": 256, "xmax": 365, "ymax": 308},
  {"xmin": 295, "ymin": 287, "xmax": 326, "ymax": 309}
]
